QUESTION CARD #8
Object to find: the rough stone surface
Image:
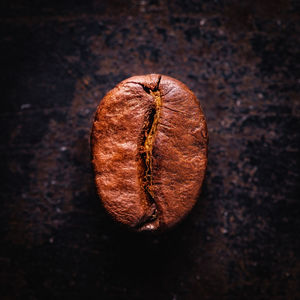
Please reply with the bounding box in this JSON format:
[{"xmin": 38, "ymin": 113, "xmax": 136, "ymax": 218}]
[{"xmin": 0, "ymin": 1, "xmax": 299, "ymax": 299}]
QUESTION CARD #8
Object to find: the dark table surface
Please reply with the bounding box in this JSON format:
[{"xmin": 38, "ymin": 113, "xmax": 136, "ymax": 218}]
[{"xmin": 1, "ymin": 1, "xmax": 299, "ymax": 299}]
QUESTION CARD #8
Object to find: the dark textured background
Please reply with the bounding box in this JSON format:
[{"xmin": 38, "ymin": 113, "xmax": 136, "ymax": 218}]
[{"xmin": 1, "ymin": 1, "xmax": 299, "ymax": 299}]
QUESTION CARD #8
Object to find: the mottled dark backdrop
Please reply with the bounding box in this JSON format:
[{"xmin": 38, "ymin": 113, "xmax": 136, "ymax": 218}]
[{"xmin": 0, "ymin": 1, "xmax": 299, "ymax": 299}]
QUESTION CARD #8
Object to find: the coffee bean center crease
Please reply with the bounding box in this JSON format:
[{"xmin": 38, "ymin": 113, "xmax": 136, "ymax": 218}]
[{"xmin": 135, "ymin": 76, "xmax": 162, "ymax": 231}]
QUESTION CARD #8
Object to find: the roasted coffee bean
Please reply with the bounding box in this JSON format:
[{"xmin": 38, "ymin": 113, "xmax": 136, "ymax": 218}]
[{"xmin": 91, "ymin": 74, "xmax": 208, "ymax": 232}]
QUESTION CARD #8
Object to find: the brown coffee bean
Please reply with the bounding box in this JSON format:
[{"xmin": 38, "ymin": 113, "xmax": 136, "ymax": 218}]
[{"xmin": 91, "ymin": 74, "xmax": 208, "ymax": 232}]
